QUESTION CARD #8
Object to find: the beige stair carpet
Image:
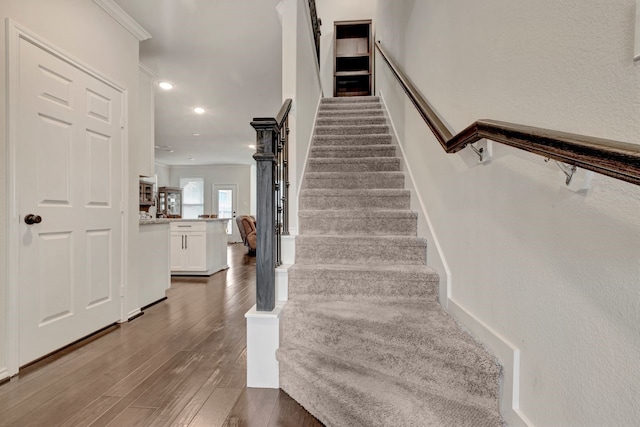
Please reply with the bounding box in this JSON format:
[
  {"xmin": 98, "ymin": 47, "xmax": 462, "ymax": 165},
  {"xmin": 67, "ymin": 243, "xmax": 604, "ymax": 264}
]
[{"xmin": 278, "ymin": 96, "xmax": 505, "ymax": 427}]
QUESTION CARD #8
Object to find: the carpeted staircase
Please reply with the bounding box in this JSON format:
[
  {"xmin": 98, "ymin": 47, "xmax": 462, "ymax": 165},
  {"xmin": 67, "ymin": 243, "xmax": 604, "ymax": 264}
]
[{"xmin": 277, "ymin": 96, "xmax": 504, "ymax": 426}]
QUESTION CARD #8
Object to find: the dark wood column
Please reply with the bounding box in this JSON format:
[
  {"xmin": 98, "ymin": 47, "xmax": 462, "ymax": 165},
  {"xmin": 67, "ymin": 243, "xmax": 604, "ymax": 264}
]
[{"xmin": 251, "ymin": 118, "xmax": 278, "ymax": 311}]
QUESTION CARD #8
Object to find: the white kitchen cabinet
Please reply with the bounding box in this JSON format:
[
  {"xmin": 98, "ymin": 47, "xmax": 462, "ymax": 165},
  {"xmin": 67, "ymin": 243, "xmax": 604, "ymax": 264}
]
[
  {"xmin": 170, "ymin": 220, "xmax": 229, "ymax": 275},
  {"xmin": 138, "ymin": 222, "xmax": 170, "ymax": 308}
]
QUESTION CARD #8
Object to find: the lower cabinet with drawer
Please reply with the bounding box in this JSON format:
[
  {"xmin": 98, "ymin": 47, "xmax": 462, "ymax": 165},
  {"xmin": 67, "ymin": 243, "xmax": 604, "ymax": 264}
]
[{"xmin": 170, "ymin": 221, "xmax": 228, "ymax": 275}]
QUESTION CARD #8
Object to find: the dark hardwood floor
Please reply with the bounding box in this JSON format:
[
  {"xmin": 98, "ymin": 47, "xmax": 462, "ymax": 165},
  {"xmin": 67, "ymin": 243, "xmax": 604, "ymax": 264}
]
[{"xmin": 0, "ymin": 243, "xmax": 322, "ymax": 427}]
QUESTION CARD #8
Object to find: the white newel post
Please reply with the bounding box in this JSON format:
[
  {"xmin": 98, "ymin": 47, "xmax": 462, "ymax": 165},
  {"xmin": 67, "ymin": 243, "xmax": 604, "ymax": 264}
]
[{"xmin": 245, "ymin": 303, "xmax": 284, "ymax": 388}]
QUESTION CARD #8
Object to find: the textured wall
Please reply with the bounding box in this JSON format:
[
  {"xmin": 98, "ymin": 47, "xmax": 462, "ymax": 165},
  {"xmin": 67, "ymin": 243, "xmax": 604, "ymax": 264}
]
[{"xmin": 375, "ymin": 0, "xmax": 640, "ymax": 425}]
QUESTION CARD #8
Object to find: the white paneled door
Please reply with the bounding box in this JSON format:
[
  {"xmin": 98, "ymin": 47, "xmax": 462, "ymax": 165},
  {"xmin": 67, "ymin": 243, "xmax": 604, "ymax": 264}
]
[{"xmin": 17, "ymin": 38, "xmax": 123, "ymax": 366}]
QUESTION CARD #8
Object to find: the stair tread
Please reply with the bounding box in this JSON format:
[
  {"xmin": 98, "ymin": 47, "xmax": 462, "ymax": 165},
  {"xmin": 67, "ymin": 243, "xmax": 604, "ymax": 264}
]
[
  {"xmin": 278, "ymin": 345, "xmax": 503, "ymax": 427},
  {"xmin": 301, "ymin": 188, "xmax": 409, "ymax": 195},
  {"xmin": 281, "ymin": 301, "xmax": 501, "ymax": 407},
  {"xmin": 297, "ymin": 235, "xmax": 426, "ymax": 244},
  {"xmin": 298, "ymin": 209, "xmax": 417, "ymax": 218},
  {"xmin": 304, "ymin": 170, "xmax": 403, "ymax": 175},
  {"xmin": 309, "ymin": 156, "xmax": 398, "ymax": 160},
  {"xmin": 311, "ymin": 144, "xmax": 394, "ymax": 151},
  {"xmin": 318, "ymin": 109, "xmax": 384, "ymax": 115},
  {"xmin": 289, "ymin": 263, "xmax": 436, "ymax": 274}
]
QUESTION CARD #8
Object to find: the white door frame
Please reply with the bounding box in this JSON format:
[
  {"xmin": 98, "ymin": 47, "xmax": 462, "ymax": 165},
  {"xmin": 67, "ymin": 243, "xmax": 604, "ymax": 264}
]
[{"xmin": 4, "ymin": 20, "xmax": 129, "ymax": 376}]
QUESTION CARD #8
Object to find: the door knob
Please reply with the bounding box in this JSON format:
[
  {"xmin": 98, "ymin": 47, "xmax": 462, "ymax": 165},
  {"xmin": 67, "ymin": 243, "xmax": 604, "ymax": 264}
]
[{"xmin": 24, "ymin": 214, "xmax": 42, "ymax": 225}]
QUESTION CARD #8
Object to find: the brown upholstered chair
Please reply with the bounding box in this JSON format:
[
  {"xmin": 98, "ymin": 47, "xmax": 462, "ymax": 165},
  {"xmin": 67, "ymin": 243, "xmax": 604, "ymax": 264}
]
[{"xmin": 237, "ymin": 215, "xmax": 256, "ymax": 254}]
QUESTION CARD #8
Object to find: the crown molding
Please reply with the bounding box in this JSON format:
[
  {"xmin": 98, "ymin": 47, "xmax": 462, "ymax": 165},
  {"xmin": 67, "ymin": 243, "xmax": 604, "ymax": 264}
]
[
  {"xmin": 93, "ymin": 0, "xmax": 151, "ymax": 41},
  {"xmin": 139, "ymin": 62, "xmax": 158, "ymax": 78}
]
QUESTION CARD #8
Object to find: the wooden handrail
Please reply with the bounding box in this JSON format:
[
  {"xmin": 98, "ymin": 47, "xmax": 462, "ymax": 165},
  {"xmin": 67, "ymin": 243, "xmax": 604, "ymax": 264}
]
[
  {"xmin": 275, "ymin": 98, "xmax": 293, "ymax": 129},
  {"xmin": 307, "ymin": 0, "xmax": 321, "ymax": 65},
  {"xmin": 375, "ymin": 41, "xmax": 640, "ymax": 186}
]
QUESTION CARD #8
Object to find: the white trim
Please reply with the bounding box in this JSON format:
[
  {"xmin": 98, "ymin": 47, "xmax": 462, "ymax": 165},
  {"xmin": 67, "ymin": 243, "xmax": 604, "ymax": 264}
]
[
  {"xmin": 92, "ymin": 0, "xmax": 151, "ymax": 41},
  {"xmin": 448, "ymin": 299, "xmax": 532, "ymax": 427},
  {"xmin": 276, "ymin": 264, "xmax": 291, "ymax": 302},
  {"xmin": 120, "ymin": 86, "xmax": 130, "ymax": 324},
  {"xmin": 5, "ymin": 18, "xmax": 21, "ymax": 376},
  {"xmin": 378, "ymin": 91, "xmax": 453, "ymax": 307},
  {"xmin": 5, "ymin": 19, "xmax": 129, "ymax": 373},
  {"xmin": 295, "ymin": 95, "xmax": 323, "ymax": 205},
  {"xmin": 245, "ymin": 303, "xmax": 284, "ymax": 388},
  {"xmin": 139, "ymin": 62, "xmax": 157, "ymax": 78},
  {"xmin": 0, "ymin": 368, "xmax": 8, "ymax": 382},
  {"xmin": 126, "ymin": 309, "xmax": 142, "ymax": 322},
  {"xmin": 300, "ymin": 0, "xmax": 324, "ymax": 96}
]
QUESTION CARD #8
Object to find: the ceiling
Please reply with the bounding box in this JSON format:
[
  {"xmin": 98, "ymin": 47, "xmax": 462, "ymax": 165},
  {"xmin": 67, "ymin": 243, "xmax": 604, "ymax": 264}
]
[{"xmin": 114, "ymin": 0, "xmax": 283, "ymax": 166}]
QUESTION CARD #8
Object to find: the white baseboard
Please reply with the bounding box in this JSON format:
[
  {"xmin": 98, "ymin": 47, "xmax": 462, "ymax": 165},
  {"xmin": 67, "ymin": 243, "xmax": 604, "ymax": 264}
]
[
  {"xmin": 125, "ymin": 308, "xmax": 142, "ymax": 323},
  {"xmin": 377, "ymin": 91, "xmax": 452, "ymax": 308},
  {"xmin": 276, "ymin": 264, "xmax": 291, "ymax": 302},
  {"xmin": 281, "ymin": 235, "xmax": 296, "ymax": 266},
  {"xmin": 0, "ymin": 368, "xmax": 9, "ymax": 383},
  {"xmin": 448, "ymin": 299, "xmax": 532, "ymax": 427}
]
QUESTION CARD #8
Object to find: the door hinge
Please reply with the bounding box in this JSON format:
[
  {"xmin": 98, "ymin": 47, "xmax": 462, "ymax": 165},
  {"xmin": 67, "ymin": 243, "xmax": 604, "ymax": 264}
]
[{"xmin": 120, "ymin": 286, "xmax": 125, "ymax": 297}]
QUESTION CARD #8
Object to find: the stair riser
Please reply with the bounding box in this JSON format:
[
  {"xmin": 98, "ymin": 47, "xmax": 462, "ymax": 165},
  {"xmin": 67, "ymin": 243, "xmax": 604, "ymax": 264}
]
[
  {"xmin": 322, "ymin": 96, "xmax": 379, "ymax": 104},
  {"xmin": 307, "ymin": 159, "xmax": 400, "ymax": 173},
  {"xmin": 299, "ymin": 216, "xmax": 417, "ymax": 236},
  {"xmin": 304, "ymin": 174, "xmax": 404, "ymax": 189},
  {"xmin": 287, "ymin": 275, "xmax": 437, "ymax": 302},
  {"xmin": 279, "ymin": 347, "xmax": 502, "ymax": 427},
  {"xmin": 279, "ymin": 363, "xmax": 362, "ymax": 427},
  {"xmin": 318, "ymin": 109, "xmax": 384, "ymax": 117},
  {"xmin": 295, "ymin": 242, "xmax": 426, "ymax": 265},
  {"xmin": 281, "ymin": 313, "xmax": 499, "ymax": 404},
  {"xmin": 300, "ymin": 194, "xmax": 410, "ymax": 210},
  {"xmin": 315, "ymin": 125, "xmax": 389, "ymax": 136},
  {"xmin": 316, "ymin": 117, "xmax": 387, "ymax": 127},
  {"xmin": 313, "ymin": 135, "xmax": 392, "ymax": 146},
  {"xmin": 319, "ymin": 103, "xmax": 382, "ymax": 112},
  {"xmin": 310, "ymin": 147, "xmax": 396, "ymax": 158}
]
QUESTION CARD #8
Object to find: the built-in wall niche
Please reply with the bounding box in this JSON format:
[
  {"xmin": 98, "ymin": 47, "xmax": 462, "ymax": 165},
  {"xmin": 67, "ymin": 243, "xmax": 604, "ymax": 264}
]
[{"xmin": 333, "ymin": 20, "xmax": 372, "ymax": 97}]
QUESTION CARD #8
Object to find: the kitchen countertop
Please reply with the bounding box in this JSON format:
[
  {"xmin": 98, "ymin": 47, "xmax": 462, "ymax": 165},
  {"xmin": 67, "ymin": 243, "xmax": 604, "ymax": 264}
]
[{"xmin": 139, "ymin": 218, "xmax": 231, "ymax": 225}]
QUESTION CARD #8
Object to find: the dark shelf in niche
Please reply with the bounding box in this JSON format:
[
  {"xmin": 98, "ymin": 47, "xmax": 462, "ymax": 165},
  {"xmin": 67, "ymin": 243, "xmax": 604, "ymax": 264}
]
[{"xmin": 334, "ymin": 20, "xmax": 372, "ymax": 97}]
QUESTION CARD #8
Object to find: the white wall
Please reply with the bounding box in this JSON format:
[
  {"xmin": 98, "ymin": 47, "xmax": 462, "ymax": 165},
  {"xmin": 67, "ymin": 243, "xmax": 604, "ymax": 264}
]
[
  {"xmin": 316, "ymin": 0, "xmax": 376, "ymax": 97},
  {"xmin": 168, "ymin": 165, "xmax": 252, "ymax": 217},
  {"xmin": 155, "ymin": 162, "xmax": 171, "ymax": 187},
  {"xmin": 0, "ymin": 0, "xmax": 141, "ymax": 376},
  {"xmin": 375, "ymin": 1, "xmax": 640, "ymax": 426},
  {"xmin": 281, "ymin": 0, "xmax": 323, "ymax": 234}
]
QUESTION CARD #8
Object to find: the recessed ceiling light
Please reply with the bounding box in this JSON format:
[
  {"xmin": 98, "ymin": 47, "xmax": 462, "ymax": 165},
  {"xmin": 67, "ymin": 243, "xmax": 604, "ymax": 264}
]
[
  {"xmin": 158, "ymin": 81, "xmax": 173, "ymax": 90},
  {"xmin": 193, "ymin": 133, "xmax": 201, "ymax": 137},
  {"xmin": 194, "ymin": 107, "xmax": 205, "ymax": 114},
  {"xmin": 249, "ymin": 144, "xmax": 256, "ymax": 149}
]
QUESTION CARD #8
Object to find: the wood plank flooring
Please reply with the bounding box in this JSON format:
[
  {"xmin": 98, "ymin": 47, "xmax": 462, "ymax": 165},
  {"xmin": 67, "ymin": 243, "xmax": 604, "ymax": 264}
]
[{"xmin": 0, "ymin": 244, "xmax": 322, "ymax": 427}]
